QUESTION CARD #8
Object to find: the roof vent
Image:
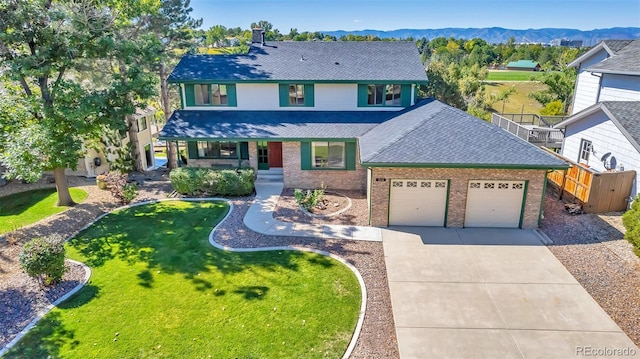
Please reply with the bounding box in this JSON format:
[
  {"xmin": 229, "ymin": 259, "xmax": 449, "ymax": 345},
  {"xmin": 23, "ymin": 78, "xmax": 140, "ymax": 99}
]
[
  {"xmin": 335, "ymin": 61, "xmax": 339, "ymax": 65},
  {"xmin": 300, "ymin": 55, "xmax": 305, "ymax": 61}
]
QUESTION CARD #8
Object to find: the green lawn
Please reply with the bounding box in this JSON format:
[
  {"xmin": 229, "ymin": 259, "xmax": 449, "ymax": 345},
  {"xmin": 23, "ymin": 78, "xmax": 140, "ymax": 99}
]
[
  {"xmin": 486, "ymin": 70, "xmax": 545, "ymax": 81},
  {"xmin": 485, "ymin": 81, "xmax": 547, "ymax": 114},
  {"xmin": 3, "ymin": 201, "xmax": 361, "ymax": 358},
  {"xmin": 0, "ymin": 188, "xmax": 88, "ymax": 234}
]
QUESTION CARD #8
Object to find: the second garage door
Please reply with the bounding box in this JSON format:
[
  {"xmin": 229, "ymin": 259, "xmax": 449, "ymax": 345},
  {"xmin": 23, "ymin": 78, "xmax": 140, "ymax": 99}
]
[
  {"xmin": 389, "ymin": 179, "xmax": 448, "ymax": 226},
  {"xmin": 464, "ymin": 180, "xmax": 526, "ymax": 228}
]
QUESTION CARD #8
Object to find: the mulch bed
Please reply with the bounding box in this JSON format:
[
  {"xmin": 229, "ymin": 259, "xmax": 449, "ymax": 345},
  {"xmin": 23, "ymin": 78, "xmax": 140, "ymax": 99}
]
[
  {"xmin": 541, "ymin": 192, "xmax": 640, "ymax": 346},
  {"xmin": 274, "ymin": 188, "xmax": 369, "ymax": 226}
]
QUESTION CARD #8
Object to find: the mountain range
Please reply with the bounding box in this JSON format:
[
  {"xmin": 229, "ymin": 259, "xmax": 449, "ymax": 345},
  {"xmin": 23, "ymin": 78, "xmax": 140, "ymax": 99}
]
[{"xmin": 323, "ymin": 27, "xmax": 640, "ymax": 45}]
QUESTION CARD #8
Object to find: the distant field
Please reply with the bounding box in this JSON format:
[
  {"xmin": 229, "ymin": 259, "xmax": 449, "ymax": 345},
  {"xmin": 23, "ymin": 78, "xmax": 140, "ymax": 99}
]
[
  {"xmin": 485, "ymin": 81, "xmax": 546, "ymax": 114},
  {"xmin": 486, "ymin": 70, "xmax": 544, "ymax": 81}
]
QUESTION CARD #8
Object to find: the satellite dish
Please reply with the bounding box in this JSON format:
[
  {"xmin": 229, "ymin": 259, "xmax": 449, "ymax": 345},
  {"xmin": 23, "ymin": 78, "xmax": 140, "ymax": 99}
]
[{"xmin": 600, "ymin": 152, "xmax": 611, "ymax": 162}]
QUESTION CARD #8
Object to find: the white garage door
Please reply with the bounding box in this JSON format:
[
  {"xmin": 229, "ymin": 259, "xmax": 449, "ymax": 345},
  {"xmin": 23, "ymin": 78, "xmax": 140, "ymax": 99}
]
[
  {"xmin": 389, "ymin": 179, "xmax": 448, "ymax": 226},
  {"xmin": 464, "ymin": 180, "xmax": 526, "ymax": 228}
]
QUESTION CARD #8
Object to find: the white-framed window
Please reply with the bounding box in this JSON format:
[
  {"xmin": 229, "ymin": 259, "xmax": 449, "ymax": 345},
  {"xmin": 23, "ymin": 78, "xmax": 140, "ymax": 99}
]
[
  {"xmin": 311, "ymin": 142, "xmax": 345, "ymax": 168},
  {"xmin": 385, "ymin": 84, "xmax": 402, "ymax": 106},
  {"xmin": 197, "ymin": 141, "xmax": 237, "ymax": 159},
  {"xmin": 136, "ymin": 116, "xmax": 148, "ymax": 132},
  {"xmin": 579, "ymin": 139, "xmax": 592, "ymax": 164},
  {"xmin": 288, "ymin": 84, "xmax": 305, "ymax": 105},
  {"xmin": 367, "ymin": 85, "xmax": 384, "ymax": 105},
  {"xmin": 195, "ymin": 84, "xmax": 228, "ymax": 105}
]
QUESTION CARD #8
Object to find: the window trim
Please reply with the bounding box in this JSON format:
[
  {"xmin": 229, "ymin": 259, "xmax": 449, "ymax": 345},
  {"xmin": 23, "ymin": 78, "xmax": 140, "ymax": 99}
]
[
  {"xmin": 578, "ymin": 139, "xmax": 592, "ymax": 164},
  {"xmin": 279, "ymin": 83, "xmax": 314, "ymax": 107},
  {"xmin": 288, "ymin": 84, "xmax": 305, "ymax": 106},
  {"xmin": 196, "ymin": 141, "xmax": 238, "ymax": 159},
  {"xmin": 311, "ymin": 141, "xmax": 346, "ymax": 169},
  {"xmin": 194, "ymin": 84, "xmax": 229, "ymax": 106},
  {"xmin": 359, "ymin": 83, "xmax": 407, "ymax": 107},
  {"xmin": 136, "ymin": 116, "xmax": 148, "ymax": 133}
]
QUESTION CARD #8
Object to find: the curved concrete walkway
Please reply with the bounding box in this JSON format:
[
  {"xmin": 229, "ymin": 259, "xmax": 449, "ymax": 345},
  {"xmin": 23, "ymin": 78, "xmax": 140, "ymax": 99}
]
[{"xmin": 243, "ymin": 182, "xmax": 382, "ymax": 241}]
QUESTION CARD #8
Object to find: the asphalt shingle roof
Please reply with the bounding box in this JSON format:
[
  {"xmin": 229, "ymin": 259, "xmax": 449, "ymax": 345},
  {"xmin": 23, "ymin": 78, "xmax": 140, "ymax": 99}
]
[
  {"xmin": 359, "ymin": 99, "xmax": 569, "ymax": 168},
  {"xmin": 168, "ymin": 41, "xmax": 428, "ymax": 83},
  {"xmin": 587, "ymin": 39, "xmax": 640, "ymax": 75},
  {"xmin": 601, "ymin": 101, "xmax": 640, "ymax": 147},
  {"xmin": 158, "ymin": 110, "xmax": 394, "ymax": 140}
]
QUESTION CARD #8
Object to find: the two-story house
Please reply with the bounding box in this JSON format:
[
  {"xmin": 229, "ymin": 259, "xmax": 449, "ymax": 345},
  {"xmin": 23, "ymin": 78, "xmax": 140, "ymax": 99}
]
[
  {"xmin": 68, "ymin": 107, "xmax": 157, "ymax": 177},
  {"xmin": 160, "ymin": 32, "xmax": 567, "ymax": 228},
  {"xmin": 555, "ymin": 40, "xmax": 640, "ymax": 196}
]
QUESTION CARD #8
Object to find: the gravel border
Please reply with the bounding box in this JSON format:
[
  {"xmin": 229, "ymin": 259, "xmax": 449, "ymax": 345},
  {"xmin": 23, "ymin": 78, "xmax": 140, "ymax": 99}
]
[
  {"xmin": 541, "ymin": 192, "xmax": 640, "ymax": 346},
  {"xmin": 0, "ymin": 174, "xmax": 173, "ymax": 349},
  {"xmin": 1, "ymin": 179, "xmax": 398, "ymax": 358},
  {"xmin": 274, "ymin": 188, "xmax": 370, "ymax": 227}
]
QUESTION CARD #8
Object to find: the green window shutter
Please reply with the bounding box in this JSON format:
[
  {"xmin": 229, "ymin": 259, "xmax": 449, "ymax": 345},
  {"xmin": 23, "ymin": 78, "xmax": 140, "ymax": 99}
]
[
  {"xmin": 401, "ymin": 84, "xmax": 412, "ymax": 107},
  {"xmin": 184, "ymin": 84, "xmax": 196, "ymax": 106},
  {"xmin": 357, "ymin": 84, "xmax": 369, "ymax": 107},
  {"xmin": 279, "ymin": 84, "xmax": 289, "ymax": 107},
  {"xmin": 300, "ymin": 142, "xmax": 311, "ymax": 170},
  {"xmin": 227, "ymin": 84, "xmax": 237, "ymax": 107},
  {"xmin": 240, "ymin": 141, "xmax": 249, "ymax": 160},
  {"xmin": 187, "ymin": 141, "xmax": 198, "ymax": 159},
  {"xmin": 345, "ymin": 142, "xmax": 356, "ymax": 170},
  {"xmin": 304, "ymin": 84, "xmax": 314, "ymax": 107},
  {"xmin": 179, "ymin": 85, "xmax": 185, "ymax": 108}
]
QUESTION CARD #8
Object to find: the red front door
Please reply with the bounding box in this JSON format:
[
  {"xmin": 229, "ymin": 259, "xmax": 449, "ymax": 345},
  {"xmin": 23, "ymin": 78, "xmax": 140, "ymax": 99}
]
[{"xmin": 267, "ymin": 142, "xmax": 283, "ymax": 168}]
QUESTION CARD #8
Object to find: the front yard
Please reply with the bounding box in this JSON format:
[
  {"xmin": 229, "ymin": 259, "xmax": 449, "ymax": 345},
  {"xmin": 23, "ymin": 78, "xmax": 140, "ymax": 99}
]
[{"xmin": 3, "ymin": 201, "xmax": 361, "ymax": 358}]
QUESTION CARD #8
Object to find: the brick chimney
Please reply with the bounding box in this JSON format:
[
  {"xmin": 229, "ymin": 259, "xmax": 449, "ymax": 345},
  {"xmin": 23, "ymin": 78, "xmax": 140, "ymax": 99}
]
[{"xmin": 252, "ymin": 28, "xmax": 265, "ymax": 45}]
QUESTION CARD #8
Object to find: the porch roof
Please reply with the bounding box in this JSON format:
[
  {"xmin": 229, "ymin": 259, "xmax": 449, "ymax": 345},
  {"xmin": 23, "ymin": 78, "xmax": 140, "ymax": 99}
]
[{"xmin": 158, "ymin": 110, "xmax": 394, "ymax": 141}]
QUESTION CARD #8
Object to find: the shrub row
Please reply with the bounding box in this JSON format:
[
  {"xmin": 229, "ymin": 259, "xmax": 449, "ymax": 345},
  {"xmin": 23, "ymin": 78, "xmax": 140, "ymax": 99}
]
[
  {"xmin": 169, "ymin": 167, "xmax": 255, "ymax": 196},
  {"xmin": 622, "ymin": 196, "xmax": 640, "ymax": 257}
]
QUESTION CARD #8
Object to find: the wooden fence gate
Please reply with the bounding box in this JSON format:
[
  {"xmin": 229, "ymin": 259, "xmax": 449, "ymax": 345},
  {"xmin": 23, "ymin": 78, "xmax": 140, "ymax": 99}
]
[{"xmin": 546, "ymin": 156, "xmax": 636, "ymax": 213}]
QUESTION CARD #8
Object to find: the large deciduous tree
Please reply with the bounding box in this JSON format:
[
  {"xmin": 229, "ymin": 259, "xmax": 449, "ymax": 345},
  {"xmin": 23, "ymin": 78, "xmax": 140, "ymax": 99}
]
[{"xmin": 148, "ymin": 0, "xmax": 201, "ymax": 170}]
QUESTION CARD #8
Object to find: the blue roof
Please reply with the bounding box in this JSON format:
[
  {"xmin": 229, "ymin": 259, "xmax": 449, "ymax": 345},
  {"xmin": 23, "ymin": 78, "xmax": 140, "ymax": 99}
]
[
  {"xmin": 158, "ymin": 110, "xmax": 394, "ymax": 140},
  {"xmin": 359, "ymin": 99, "xmax": 569, "ymax": 168},
  {"xmin": 168, "ymin": 41, "xmax": 427, "ymax": 83}
]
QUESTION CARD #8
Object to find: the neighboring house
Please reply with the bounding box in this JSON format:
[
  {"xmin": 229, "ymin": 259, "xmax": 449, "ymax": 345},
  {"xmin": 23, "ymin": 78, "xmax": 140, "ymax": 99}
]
[
  {"xmin": 506, "ymin": 60, "xmax": 540, "ymax": 71},
  {"xmin": 555, "ymin": 39, "xmax": 640, "ymax": 197},
  {"xmin": 569, "ymin": 39, "xmax": 640, "ymax": 115},
  {"xmin": 549, "ymin": 39, "xmax": 583, "ymax": 48},
  {"xmin": 68, "ymin": 107, "xmax": 157, "ymax": 178},
  {"xmin": 160, "ymin": 33, "xmax": 567, "ymax": 228},
  {"xmin": 555, "ymin": 101, "xmax": 640, "ymax": 196}
]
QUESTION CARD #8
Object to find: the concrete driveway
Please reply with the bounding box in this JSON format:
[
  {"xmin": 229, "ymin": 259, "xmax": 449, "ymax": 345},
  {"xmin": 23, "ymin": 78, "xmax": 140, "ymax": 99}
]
[{"xmin": 382, "ymin": 227, "xmax": 640, "ymax": 359}]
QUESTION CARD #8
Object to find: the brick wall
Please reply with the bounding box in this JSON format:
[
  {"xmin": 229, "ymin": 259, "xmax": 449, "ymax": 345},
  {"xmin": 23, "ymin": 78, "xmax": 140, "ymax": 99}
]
[
  {"xmin": 369, "ymin": 167, "xmax": 547, "ymax": 228},
  {"xmin": 282, "ymin": 142, "xmax": 366, "ymax": 191}
]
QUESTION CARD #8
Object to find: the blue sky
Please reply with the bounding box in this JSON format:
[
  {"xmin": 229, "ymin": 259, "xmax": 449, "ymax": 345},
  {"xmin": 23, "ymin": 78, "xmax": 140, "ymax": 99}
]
[{"xmin": 190, "ymin": 0, "xmax": 640, "ymax": 32}]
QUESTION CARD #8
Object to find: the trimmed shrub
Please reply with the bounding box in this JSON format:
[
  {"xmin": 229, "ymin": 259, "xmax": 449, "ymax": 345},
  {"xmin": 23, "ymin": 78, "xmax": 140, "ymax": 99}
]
[
  {"xmin": 106, "ymin": 172, "xmax": 138, "ymax": 204},
  {"xmin": 169, "ymin": 167, "xmax": 255, "ymax": 196},
  {"xmin": 19, "ymin": 234, "xmax": 67, "ymax": 286},
  {"xmin": 622, "ymin": 196, "xmax": 640, "ymax": 257},
  {"xmin": 294, "ymin": 187, "xmax": 325, "ymax": 210}
]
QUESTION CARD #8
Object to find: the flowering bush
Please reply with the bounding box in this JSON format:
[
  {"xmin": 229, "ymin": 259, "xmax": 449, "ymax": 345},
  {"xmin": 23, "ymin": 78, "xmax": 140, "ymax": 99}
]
[{"xmin": 19, "ymin": 234, "xmax": 67, "ymax": 286}]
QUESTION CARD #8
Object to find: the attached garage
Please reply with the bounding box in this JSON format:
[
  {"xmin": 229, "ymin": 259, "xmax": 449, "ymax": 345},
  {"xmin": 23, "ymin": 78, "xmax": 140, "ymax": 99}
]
[
  {"xmin": 389, "ymin": 179, "xmax": 448, "ymax": 226},
  {"xmin": 464, "ymin": 180, "xmax": 526, "ymax": 228},
  {"xmin": 358, "ymin": 99, "xmax": 571, "ymax": 229}
]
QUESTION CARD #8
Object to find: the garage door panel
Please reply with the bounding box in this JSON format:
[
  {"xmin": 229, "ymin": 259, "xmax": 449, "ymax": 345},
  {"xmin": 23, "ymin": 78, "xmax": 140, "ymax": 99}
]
[
  {"xmin": 465, "ymin": 180, "xmax": 525, "ymax": 228},
  {"xmin": 389, "ymin": 180, "xmax": 448, "ymax": 226}
]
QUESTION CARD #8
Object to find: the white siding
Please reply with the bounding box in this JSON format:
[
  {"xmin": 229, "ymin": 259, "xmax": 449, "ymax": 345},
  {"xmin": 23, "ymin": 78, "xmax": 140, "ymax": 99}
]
[
  {"xmin": 600, "ymin": 74, "xmax": 640, "ymax": 102},
  {"xmin": 571, "ymin": 49, "xmax": 609, "ymax": 114},
  {"xmin": 315, "ymin": 83, "xmax": 358, "ymax": 110},
  {"xmin": 187, "ymin": 83, "xmax": 406, "ymax": 111},
  {"xmin": 561, "ymin": 111, "xmax": 640, "ymax": 196}
]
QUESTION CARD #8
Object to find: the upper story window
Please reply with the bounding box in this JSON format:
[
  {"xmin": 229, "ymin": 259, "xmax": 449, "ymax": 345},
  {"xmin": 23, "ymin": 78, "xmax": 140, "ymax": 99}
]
[
  {"xmin": 289, "ymin": 84, "xmax": 305, "ymax": 105},
  {"xmin": 579, "ymin": 139, "xmax": 592, "ymax": 164},
  {"xmin": 279, "ymin": 83, "xmax": 314, "ymax": 107},
  {"xmin": 359, "ymin": 83, "xmax": 408, "ymax": 107},
  {"xmin": 136, "ymin": 115, "xmax": 148, "ymax": 132},
  {"xmin": 191, "ymin": 84, "xmax": 229, "ymax": 106}
]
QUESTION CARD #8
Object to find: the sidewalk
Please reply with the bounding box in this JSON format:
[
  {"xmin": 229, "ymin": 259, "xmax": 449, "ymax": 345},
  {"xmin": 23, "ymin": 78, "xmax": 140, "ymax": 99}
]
[{"xmin": 243, "ymin": 181, "xmax": 382, "ymax": 241}]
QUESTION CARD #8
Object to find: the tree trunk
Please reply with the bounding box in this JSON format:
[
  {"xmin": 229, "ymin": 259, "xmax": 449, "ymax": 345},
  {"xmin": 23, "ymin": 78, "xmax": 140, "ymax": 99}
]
[
  {"xmin": 53, "ymin": 167, "xmax": 75, "ymax": 206},
  {"xmin": 159, "ymin": 62, "xmax": 178, "ymax": 169}
]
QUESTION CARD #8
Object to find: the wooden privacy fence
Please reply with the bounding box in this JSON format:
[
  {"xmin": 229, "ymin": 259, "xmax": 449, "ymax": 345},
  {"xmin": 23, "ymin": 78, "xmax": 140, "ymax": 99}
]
[{"xmin": 545, "ymin": 151, "xmax": 636, "ymax": 213}]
